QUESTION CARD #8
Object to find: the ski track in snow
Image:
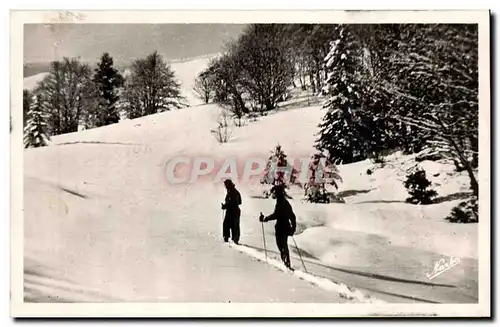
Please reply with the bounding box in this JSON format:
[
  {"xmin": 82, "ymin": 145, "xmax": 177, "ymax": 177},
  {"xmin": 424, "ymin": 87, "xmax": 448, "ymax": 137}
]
[{"xmin": 228, "ymin": 242, "xmax": 384, "ymax": 304}]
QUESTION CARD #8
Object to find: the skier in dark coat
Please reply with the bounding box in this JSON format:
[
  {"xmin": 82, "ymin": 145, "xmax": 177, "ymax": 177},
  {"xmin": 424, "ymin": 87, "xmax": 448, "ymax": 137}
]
[
  {"xmin": 221, "ymin": 179, "xmax": 242, "ymax": 244},
  {"xmin": 259, "ymin": 184, "xmax": 297, "ymax": 269}
]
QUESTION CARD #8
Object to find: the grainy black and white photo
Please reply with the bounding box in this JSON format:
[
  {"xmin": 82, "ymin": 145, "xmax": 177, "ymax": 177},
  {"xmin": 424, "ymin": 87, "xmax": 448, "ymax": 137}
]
[{"xmin": 11, "ymin": 10, "xmax": 490, "ymax": 318}]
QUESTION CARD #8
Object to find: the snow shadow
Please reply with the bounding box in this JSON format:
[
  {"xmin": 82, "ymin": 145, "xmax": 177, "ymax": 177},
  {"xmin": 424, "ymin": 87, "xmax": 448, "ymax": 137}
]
[
  {"xmin": 58, "ymin": 186, "xmax": 88, "ymax": 199},
  {"xmin": 358, "ymin": 286, "xmax": 441, "ymax": 304},
  {"xmin": 352, "ymin": 191, "xmax": 473, "ymax": 205},
  {"xmin": 354, "ymin": 200, "xmax": 406, "ymax": 204},
  {"xmin": 240, "ymin": 243, "xmax": 457, "ymax": 289},
  {"xmin": 24, "ymin": 259, "xmax": 120, "ymax": 303},
  {"xmin": 337, "ymin": 189, "xmax": 373, "ymax": 198},
  {"xmin": 54, "ymin": 141, "xmax": 142, "ymax": 146},
  {"xmin": 433, "ymin": 191, "xmax": 473, "ymax": 204},
  {"xmin": 276, "ymin": 96, "xmax": 324, "ymax": 111},
  {"xmin": 24, "ymin": 176, "xmax": 91, "ymax": 200}
]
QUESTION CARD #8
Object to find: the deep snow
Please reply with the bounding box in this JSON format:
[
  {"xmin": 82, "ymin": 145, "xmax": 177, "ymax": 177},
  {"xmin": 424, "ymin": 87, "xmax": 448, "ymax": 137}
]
[{"xmin": 22, "ymin": 55, "xmax": 478, "ymax": 304}]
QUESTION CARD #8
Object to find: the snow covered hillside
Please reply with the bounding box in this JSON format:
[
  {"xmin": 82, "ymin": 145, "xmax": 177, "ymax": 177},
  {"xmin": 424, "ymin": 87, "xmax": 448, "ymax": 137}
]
[
  {"xmin": 169, "ymin": 54, "xmax": 220, "ymax": 106},
  {"xmin": 23, "ymin": 72, "xmax": 49, "ymax": 91},
  {"xmin": 22, "ymin": 55, "xmax": 478, "ymax": 304}
]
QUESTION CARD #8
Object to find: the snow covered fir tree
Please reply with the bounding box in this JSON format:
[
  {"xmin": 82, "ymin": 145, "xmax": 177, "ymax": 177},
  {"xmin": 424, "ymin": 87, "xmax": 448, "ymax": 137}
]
[
  {"xmin": 446, "ymin": 195, "xmax": 478, "ymax": 223},
  {"xmin": 24, "ymin": 94, "xmax": 50, "ymax": 148},
  {"xmin": 260, "ymin": 144, "xmax": 300, "ymax": 199},
  {"xmin": 403, "ymin": 167, "xmax": 438, "ymax": 205},
  {"xmin": 315, "ymin": 25, "xmax": 370, "ymax": 165},
  {"xmin": 304, "ymin": 152, "xmax": 343, "ymax": 203}
]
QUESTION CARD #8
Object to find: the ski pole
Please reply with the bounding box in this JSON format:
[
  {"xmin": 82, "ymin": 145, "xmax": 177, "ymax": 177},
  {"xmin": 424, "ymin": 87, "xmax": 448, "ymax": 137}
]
[
  {"xmin": 221, "ymin": 207, "xmax": 225, "ymax": 240},
  {"xmin": 261, "ymin": 220, "xmax": 268, "ymax": 262},
  {"xmin": 291, "ymin": 236, "xmax": 307, "ymax": 273}
]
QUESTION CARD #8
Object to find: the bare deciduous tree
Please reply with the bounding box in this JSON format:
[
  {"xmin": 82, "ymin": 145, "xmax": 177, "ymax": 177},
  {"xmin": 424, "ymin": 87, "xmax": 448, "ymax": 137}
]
[
  {"xmin": 211, "ymin": 109, "xmax": 233, "ymax": 143},
  {"xmin": 122, "ymin": 51, "xmax": 186, "ymax": 119},
  {"xmin": 193, "ymin": 70, "xmax": 214, "ymax": 104},
  {"xmin": 36, "ymin": 57, "xmax": 93, "ymax": 135}
]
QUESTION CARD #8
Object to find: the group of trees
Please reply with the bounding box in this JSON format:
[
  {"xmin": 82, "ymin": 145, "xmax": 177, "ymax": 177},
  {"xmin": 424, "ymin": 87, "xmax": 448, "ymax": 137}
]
[
  {"xmin": 315, "ymin": 24, "xmax": 478, "ymax": 199},
  {"xmin": 313, "ymin": 24, "xmax": 478, "ymax": 220},
  {"xmin": 23, "ymin": 51, "xmax": 185, "ymax": 148},
  {"xmin": 259, "ymin": 144, "xmax": 343, "ymax": 204},
  {"xmin": 193, "ymin": 24, "xmax": 337, "ymax": 118},
  {"xmin": 191, "ymin": 23, "xmax": 478, "ymax": 213}
]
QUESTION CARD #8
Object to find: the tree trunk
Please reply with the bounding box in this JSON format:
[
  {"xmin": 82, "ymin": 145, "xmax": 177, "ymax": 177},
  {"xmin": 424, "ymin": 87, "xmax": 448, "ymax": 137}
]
[
  {"xmin": 468, "ymin": 165, "xmax": 479, "ymax": 197},
  {"xmin": 233, "ymin": 91, "xmax": 248, "ymax": 114},
  {"xmin": 315, "ymin": 70, "xmax": 321, "ymax": 94},
  {"xmin": 204, "ymin": 90, "xmax": 210, "ymax": 104},
  {"xmin": 300, "ymin": 75, "xmax": 306, "ymax": 90},
  {"xmin": 310, "ymin": 72, "xmax": 316, "ymax": 93},
  {"xmin": 314, "ymin": 55, "xmax": 322, "ymax": 93},
  {"xmin": 264, "ymin": 99, "xmax": 274, "ymax": 111},
  {"xmin": 469, "ymin": 135, "xmax": 478, "ymax": 168},
  {"xmin": 432, "ymin": 114, "xmax": 479, "ymax": 198},
  {"xmin": 449, "ymin": 136, "xmax": 479, "ymax": 197}
]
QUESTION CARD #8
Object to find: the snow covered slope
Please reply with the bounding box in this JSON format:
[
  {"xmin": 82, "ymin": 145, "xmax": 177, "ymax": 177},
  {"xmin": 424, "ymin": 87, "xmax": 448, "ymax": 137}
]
[
  {"xmin": 23, "ymin": 72, "xmax": 49, "ymax": 91},
  {"xmin": 23, "ymin": 103, "xmax": 358, "ymax": 303},
  {"xmin": 22, "ymin": 55, "xmax": 478, "ymax": 304},
  {"xmin": 169, "ymin": 54, "xmax": 219, "ymax": 106}
]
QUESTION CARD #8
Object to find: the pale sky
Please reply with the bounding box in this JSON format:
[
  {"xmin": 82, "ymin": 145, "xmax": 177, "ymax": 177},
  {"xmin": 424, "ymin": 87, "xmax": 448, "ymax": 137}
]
[{"xmin": 24, "ymin": 24, "xmax": 247, "ymax": 65}]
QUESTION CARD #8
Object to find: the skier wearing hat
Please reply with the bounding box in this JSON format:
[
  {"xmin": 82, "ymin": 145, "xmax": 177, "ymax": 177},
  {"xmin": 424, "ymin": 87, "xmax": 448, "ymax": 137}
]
[
  {"xmin": 259, "ymin": 184, "xmax": 297, "ymax": 269},
  {"xmin": 221, "ymin": 179, "xmax": 242, "ymax": 244}
]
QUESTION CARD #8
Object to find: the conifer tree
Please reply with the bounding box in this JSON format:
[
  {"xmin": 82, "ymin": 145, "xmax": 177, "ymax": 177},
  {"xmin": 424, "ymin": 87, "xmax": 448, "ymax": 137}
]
[
  {"xmin": 23, "ymin": 89, "xmax": 31, "ymax": 128},
  {"xmin": 304, "ymin": 153, "xmax": 343, "ymax": 203},
  {"xmin": 260, "ymin": 144, "xmax": 300, "ymax": 198},
  {"xmin": 90, "ymin": 52, "xmax": 124, "ymax": 127},
  {"xmin": 315, "ymin": 25, "xmax": 369, "ymax": 164},
  {"xmin": 403, "ymin": 167, "xmax": 438, "ymax": 205},
  {"xmin": 24, "ymin": 94, "xmax": 50, "ymax": 148}
]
